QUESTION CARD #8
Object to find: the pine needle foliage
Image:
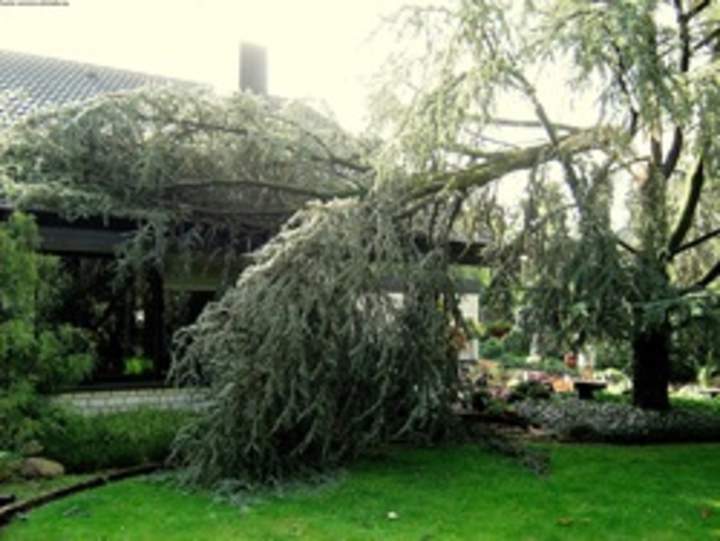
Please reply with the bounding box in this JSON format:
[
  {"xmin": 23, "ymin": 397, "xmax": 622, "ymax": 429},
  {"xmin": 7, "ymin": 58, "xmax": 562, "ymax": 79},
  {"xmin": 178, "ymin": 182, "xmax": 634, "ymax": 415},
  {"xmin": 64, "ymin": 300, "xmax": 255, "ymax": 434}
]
[
  {"xmin": 370, "ymin": 0, "xmax": 720, "ymax": 410},
  {"xmin": 169, "ymin": 193, "xmax": 461, "ymax": 488},
  {"xmin": 0, "ymin": 87, "xmax": 373, "ymax": 272}
]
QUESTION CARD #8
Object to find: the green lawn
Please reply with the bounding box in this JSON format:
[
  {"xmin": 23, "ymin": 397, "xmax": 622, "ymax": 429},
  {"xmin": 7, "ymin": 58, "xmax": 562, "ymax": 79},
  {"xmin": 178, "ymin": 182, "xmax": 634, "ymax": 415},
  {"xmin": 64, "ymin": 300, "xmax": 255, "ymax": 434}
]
[{"xmin": 2, "ymin": 444, "xmax": 720, "ymax": 540}]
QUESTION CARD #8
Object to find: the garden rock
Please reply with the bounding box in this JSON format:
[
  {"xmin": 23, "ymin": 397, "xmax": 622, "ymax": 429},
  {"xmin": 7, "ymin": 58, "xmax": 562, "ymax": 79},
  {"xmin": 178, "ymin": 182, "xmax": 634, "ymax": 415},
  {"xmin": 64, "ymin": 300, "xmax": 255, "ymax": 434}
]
[{"xmin": 20, "ymin": 457, "xmax": 65, "ymax": 479}]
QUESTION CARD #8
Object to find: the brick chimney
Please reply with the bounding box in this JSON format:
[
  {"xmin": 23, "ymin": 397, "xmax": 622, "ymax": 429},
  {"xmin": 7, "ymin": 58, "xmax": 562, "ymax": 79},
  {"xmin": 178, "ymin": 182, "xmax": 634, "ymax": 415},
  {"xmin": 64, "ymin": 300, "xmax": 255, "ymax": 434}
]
[{"xmin": 239, "ymin": 43, "xmax": 267, "ymax": 94}]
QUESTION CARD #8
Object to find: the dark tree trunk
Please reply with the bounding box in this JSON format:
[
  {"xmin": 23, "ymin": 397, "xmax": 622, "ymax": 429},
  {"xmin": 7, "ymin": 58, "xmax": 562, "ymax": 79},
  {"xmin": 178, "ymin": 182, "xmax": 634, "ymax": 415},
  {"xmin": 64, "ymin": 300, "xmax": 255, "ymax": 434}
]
[
  {"xmin": 631, "ymin": 325, "xmax": 671, "ymax": 410},
  {"xmin": 142, "ymin": 268, "xmax": 167, "ymax": 378}
]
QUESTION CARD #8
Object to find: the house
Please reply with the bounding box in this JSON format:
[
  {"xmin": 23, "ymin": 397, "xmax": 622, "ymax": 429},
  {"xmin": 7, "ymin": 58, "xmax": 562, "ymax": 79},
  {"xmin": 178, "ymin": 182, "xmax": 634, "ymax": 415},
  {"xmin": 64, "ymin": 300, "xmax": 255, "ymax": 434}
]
[
  {"xmin": 0, "ymin": 46, "xmax": 272, "ymax": 383},
  {"xmin": 0, "ymin": 45, "xmax": 268, "ymax": 265}
]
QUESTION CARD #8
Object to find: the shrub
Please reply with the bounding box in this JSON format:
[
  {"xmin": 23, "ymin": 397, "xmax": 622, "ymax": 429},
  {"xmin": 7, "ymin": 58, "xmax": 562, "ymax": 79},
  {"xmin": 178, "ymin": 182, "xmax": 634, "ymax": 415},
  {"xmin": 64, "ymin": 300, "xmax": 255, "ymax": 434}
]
[
  {"xmin": 593, "ymin": 340, "xmax": 632, "ymax": 372},
  {"xmin": 671, "ymin": 396, "xmax": 720, "ymax": 417},
  {"xmin": 536, "ymin": 356, "xmax": 574, "ymax": 376},
  {"xmin": 478, "ymin": 337, "xmax": 505, "ymax": 359},
  {"xmin": 40, "ymin": 408, "xmax": 191, "ymax": 472},
  {"xmin": 502, "ymin": 330, "xmax": 530, "ymax": 355},
  {"xmin": 123, "ymin": 355, "xmax": 154, "ymax": 376},
  {"xmin": 487, "ymin": 320, "xmax": 513, "ymax": 338},
  {"xmin": 671, "ymin": 316, "xmax": 720, "ymax": 383},
  {"xmin": 0, "ymin": 213, "xmax": 95, "ymax": 453},
  {"xmin": 496, "ymin": 354, "xmax": 528, "ymax": 369},
  {"xmin": 516, "ymin": 398, "xmax": 720, "ymax": 443},
  {"xmin": 508, "ymin": 380, "xmax": 553, "ymax": 402},
  {"xmin": 0, "ymin": 382, "xmax": 59, "ymax": 451},
  {"xmin": 0, "ymin": 450, "xmax": 21, "ymax": 482}
]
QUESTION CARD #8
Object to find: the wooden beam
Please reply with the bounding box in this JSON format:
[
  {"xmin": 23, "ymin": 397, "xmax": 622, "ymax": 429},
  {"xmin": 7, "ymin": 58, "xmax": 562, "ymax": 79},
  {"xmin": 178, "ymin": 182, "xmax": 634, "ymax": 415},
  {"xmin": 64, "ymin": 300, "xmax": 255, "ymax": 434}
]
[{"xmin": 37, "ymin": 226, "xmax": 129, "ymax": 256}]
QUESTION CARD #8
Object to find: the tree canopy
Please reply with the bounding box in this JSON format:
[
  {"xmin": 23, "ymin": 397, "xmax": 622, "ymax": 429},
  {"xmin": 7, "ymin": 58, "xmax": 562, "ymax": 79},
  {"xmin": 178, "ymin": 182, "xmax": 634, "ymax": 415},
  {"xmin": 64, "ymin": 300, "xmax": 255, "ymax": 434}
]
[
  {"xmin": 369, "ymin": 0, "xmax": 720, "ymax": 409},
  {"xmin": 0, "ymin": 88, "xmax": 374, "ymax": 269}
]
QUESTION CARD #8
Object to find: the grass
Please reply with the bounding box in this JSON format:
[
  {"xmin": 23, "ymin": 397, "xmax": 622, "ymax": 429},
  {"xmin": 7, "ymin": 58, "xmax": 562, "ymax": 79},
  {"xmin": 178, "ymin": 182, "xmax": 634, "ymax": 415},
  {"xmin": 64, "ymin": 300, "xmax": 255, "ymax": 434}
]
[
  {"xmin": 2, "ymin": 444, "xmax": 720, "ymax": 540},
  {"xmin": 671, "ymin": 396, "xmax": 720, "ymax": 416},
  {"xmin": 1, "ymin": 474, "xmax": 94, "ymax": 502}
]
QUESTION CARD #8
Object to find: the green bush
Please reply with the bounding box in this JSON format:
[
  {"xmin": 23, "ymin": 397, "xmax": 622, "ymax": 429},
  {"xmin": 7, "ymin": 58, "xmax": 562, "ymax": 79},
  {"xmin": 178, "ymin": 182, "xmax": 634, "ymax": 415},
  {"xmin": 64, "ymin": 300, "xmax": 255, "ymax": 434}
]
[
  {"xmin": 593, "ymin": 340, "xmax": 632, "ymax": 372},
  {"xmin": 487, "ymin": 320, "xmax": 513, "ymax": 338},
  {"xmin": 40, "ymin": 408, "xmax": 191, "ymax": 472},
  {"xmin": 0, "ymin": 450, "xmax": 21, "ymax": 482},
  {"xmin": 671, "ymin": 396, "xmax": 720, "ymax": 416},
  {"xmin": 123, "ymin": 356, "xmax": 154, "ymax": 376},
  {"xmin": 670, "ymin": 313, "xmax": 720, "ymax": 383},
  {"xmin": 536, "ymin": 356, "xmax": 573, "ymax": 376},
  {"xmin": 502, "ymin": 330, "xmax": 530, "ymax": 355},
  {"xmin": 0, "ymin": 382, "xmax": 59, "ymax": 451},
  {"xmin": 0, "ymin": 213, "xmax": 95, "ymax": 453},
  {"xmin": 509, "ymin": 380, "xmax": 553, "ymax": 402},
  {"xmin": 478, "ymin": 337, "xmax": 505, "ymax": 359},
  {"xmin": 496, "ymin": 354, "xmax": 529, "ymax": 369}
]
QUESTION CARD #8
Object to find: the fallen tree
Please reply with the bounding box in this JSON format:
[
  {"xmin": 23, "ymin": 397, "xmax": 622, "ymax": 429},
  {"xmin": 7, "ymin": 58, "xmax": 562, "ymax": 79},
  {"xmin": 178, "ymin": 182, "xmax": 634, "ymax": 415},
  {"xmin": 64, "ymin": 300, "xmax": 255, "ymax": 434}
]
[
  {"xmin": 169, "ymin": 194, "xmax": 462, "ymax": 486},
  {"xmin": 0, "ymin": 85, "xmax": 619, "ymax": 487}
]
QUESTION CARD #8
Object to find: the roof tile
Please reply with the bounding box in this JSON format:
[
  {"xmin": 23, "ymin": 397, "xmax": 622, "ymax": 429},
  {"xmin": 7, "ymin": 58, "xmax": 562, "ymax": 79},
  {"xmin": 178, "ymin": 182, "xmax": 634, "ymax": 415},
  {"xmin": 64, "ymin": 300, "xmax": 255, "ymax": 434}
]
[{"xmin": 0, "ymin": 49, "xmax": 196, "ymax": 125}]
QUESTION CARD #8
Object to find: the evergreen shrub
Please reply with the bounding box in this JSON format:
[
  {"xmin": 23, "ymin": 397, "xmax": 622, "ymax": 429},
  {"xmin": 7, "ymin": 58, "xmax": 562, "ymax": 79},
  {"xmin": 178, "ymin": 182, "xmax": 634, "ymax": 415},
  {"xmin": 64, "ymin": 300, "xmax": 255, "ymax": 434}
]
[{"xmin": 0, "ymin": 213, "xmax": 95, "ymax": 452}]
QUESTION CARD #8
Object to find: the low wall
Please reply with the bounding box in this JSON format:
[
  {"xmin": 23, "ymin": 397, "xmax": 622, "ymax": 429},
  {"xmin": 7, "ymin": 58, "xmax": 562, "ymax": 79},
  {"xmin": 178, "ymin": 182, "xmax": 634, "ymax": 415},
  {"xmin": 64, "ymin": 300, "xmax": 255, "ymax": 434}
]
[{"xmin": 51, "ymin": 387, "xmax": 208, "ymax": 416}]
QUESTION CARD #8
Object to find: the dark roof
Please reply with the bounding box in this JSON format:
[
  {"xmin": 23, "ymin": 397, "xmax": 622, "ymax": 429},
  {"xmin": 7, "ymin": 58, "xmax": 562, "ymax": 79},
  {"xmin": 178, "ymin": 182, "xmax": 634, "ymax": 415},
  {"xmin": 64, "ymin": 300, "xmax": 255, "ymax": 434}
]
[{"xmin": 0, "ymin": 50, "xmax": 197, "ymax": 125}]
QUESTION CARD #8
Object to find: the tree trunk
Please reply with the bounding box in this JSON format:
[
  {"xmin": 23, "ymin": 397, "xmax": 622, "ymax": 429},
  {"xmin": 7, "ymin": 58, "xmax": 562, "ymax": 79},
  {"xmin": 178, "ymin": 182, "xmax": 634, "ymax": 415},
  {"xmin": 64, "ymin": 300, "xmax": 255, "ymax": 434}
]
[{"xmin": 631, "ymin": 325, "xmax": 671, "ymax": 410}]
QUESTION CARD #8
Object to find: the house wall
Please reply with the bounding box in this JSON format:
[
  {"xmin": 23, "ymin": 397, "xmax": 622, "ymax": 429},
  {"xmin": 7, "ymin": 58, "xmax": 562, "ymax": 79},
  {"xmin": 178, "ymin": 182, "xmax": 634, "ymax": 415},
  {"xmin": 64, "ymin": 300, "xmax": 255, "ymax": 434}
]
[
  {"xmin": 51, "ymin": 387, "xmax": 208, "ymax": 416},
  {"xmin": 458, "ymin": 293, "xmax": 479, "ymax": 360}
]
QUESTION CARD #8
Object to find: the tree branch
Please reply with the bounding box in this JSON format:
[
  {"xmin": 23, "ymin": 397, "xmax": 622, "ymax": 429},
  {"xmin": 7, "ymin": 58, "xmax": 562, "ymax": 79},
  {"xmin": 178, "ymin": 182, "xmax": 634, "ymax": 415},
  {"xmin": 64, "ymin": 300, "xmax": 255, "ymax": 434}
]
[
  {"xmin": 682, "ymin": 0, "xmax": 712, "ymax": 22},
  {"xmin": 487, "ymin": 117, "xmax": 583, "ymax": 133},
  {"xmin": 674, "ymin": 0, "xmax": 692, "ymax": 72},
  {"xmin": 510, "ymin": 72, "xmax": 585, "ymax": 202},
  {"xmin": 403, "ymin": 126, "xmax": 613, "ymax": 207},
  {"xmin": 692, "ymin": 27, "xmax": 720, "ymax": 53},
  {"xmin": 650, "ymin": 136, "xmax": 664, "ymax": 169},
  {"xmin": 667, "ymin": 156, "xmax": 706, "ymax": 257},
  {"xmin": 674, "ymin": 225, "xmax": 720, "ymax": 256},
  {"xmin": 689, "ymin": 258, "xmax": 720, "ymax": 291},
  {"xmin": 135, "ymin": 113, "xmax": 372, "ymax": 176},
  {"xmin": 662, "ymin": 128, "xmax": 684, "ymax": 179},
  {"xmin": 164, "ymin": 179, "xmax": 362, "ymax": 201},
  {"xmin": 660, "ymin": 1, "xmax": 691, "ymax": 180},
  {"xmin": 616, "ymin": 237, "xmax": 640, "ymax": 255},
  {"xmin": 605, "ymin": 32, "xmax": 640, "ymax": 138}
]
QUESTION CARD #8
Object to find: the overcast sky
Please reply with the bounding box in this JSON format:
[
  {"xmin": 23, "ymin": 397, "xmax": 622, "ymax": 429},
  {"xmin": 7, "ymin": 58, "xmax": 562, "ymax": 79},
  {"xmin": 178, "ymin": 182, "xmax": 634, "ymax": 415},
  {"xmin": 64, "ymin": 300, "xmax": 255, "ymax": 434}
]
[{"xmin": 0, "ymin": 0, "xmax": 402, "ymax": 131}]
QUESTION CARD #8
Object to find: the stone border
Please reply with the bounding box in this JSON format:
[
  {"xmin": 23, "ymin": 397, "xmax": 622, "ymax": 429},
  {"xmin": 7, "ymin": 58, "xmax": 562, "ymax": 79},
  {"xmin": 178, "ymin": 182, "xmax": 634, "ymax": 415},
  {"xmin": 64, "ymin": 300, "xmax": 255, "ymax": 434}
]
[
  {"xmin": 51, "ymin": 387, "xmax": 209, "ymax": 415},
  {"xmin": 0, "ymin": 463, "xmax": 161, "ymax": 529}
]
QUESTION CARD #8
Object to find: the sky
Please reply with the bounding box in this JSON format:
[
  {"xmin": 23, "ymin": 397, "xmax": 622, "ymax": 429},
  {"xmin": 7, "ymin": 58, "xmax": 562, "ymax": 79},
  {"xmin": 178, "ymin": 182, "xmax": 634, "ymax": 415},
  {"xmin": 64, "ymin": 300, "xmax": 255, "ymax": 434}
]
[{"xmin": 0, "ymin": 0, "xmax": 401, "ymax": 131}]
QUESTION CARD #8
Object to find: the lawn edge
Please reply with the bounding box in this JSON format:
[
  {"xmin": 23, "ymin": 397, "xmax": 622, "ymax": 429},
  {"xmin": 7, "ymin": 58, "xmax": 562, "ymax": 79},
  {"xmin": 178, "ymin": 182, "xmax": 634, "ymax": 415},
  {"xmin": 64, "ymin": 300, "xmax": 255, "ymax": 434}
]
[{"xmin": 0, "ymin": 463, "xmax": 161, "ymax": 529}]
